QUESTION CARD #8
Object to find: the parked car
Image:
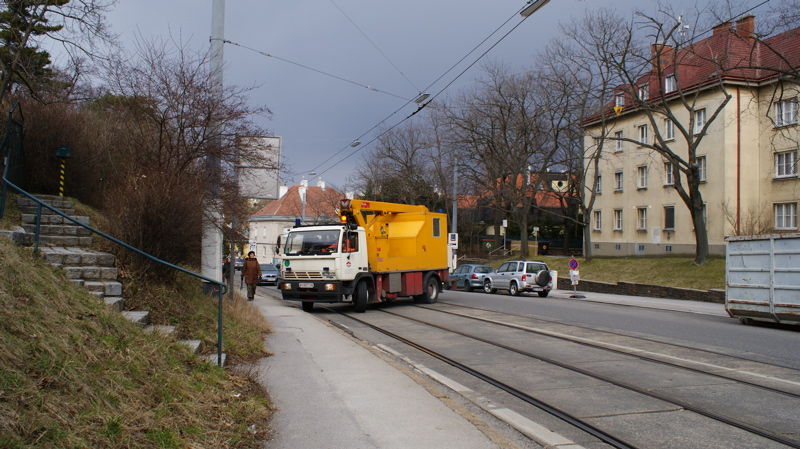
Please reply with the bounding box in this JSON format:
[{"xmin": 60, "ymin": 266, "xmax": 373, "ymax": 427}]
[
  {"xmin": 234, "ymin": 258, "xmax": 245, "ymax": 270},
  {"xmin": 258, "ymin": 263, "xmax": 280, "ymax": 285},
  {"xmin": 484, "ymin": 260, "xmax": 555, "ymax": 297},
  {"xmin": 450, "ymin": 264, "xmax": 495, "ymax": 292}
]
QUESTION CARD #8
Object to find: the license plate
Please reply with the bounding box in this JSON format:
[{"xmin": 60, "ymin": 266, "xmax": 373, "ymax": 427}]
[{"xmin": 299, "ymin": 282, "xmax": 314, "ymax": 288}]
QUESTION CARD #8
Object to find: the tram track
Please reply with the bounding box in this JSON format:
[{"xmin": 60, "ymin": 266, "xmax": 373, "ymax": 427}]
[{"xmin": 329, "ymin": 305, "xmax": 800, "ymax": 448}]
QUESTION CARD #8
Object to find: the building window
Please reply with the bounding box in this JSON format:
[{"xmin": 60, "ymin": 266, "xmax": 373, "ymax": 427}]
[
  {"xmin": 637, "ymin": 207, "xmax": 647, "ymax": 230},
  {"xmin": 595, "ymin": 173, "xmax": 602, "ymax": 194},
  {"xmin": 638, "ymin": 83, "xmax": 649, "ymax": 101},
  {"xmin": 665, "ymin": 74, "xmax": 676, "ymax": 93},
  {"xmin": 637, "ymin": 166, "xmax": 648, "ymax": 189},
  {"xmin": 775, "ymin": 99, "xmax": 798, "ymax": 127},
  {"xmin": 694, "ymin": 109, "xmax": 706, "ymax": 134},
  {"xmin": 638, "ymin": 244, "xmax": 646, "ymax": 252},
  {"xmin": 593, "ymin": 210, "xmax": 602, "ymax": 231},
  {"xmin": 614, "ymin": 131, "xmax": 623, "ymax": 152},
  {"xmin": 775, "ymin": 151, "xmax": 797, "ymax": 178},
  {"xmin": 613, "ymin": 209, "xmax": 623, "ymax": 231},
  {"xmin": 665, "ymin": 245, "xmax": 673, "ymax": 252},
  {"xmin": 614, "ymin": 171, "xmax": 623, "ymax": 191},
  {"xmin": 664, "ymin": 206, "xmax": 675, "ymax": 230},
  {"xmin": 775, "ymin": 202, "xmax": 798, "ymax": 230},
  {"xmin": 615, "ymin": 244, "xmax": 622, "ymax": 250},
  {"xmin": 594, "ymin": 243, "xmax": 600, "ymax": 250},
  {"xmin": 697, "ymin": 156, "xmax": 707, "ymax": 182},
  {"xmin": 638, "ymin": 124, "xmax": 648, "ymax": 145},
  {"xmin": 665, "ymin": 119, "xmax": 674, "ymax": 140},
  {"xmin": 664, "ymin": 162, "xmax": 674, "ymax": 185},
  {"xmin": 615, "ymin": 92, "xmax": 625, "ymax": 107}
]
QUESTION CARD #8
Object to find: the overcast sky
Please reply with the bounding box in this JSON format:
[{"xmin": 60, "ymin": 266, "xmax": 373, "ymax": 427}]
[{"xmin": 102, "ymin": 0, "xmax": 767, "ymax": 189}]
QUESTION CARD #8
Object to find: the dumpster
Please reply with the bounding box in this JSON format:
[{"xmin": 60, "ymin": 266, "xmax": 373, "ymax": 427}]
[{"xmin": 725, "ymin": 233, "xmax": 800, "ymax": 325}]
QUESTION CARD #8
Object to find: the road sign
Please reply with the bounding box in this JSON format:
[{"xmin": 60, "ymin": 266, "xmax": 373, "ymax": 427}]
[{"xmin": 568, "ymin": 258, "xmax": 579, "ymax": 270}]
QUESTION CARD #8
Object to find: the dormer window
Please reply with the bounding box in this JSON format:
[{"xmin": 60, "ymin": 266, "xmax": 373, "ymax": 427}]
[{"xmin": 664, "ymin": 74, "xmax": 676, "ymax": 93}]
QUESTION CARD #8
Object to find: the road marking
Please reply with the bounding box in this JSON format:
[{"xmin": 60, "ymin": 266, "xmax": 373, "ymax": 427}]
[{"xmin": 490, "ymin": 408, "xmax": 586, "ymax": 449}]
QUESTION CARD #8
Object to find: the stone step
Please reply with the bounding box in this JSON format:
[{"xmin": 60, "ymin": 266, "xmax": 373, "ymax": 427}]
[
  {"xmin": 64, "ymin": 266, "xmax": 118, "ymax": 281},
  {"xmin": 19, "ymin": 205, "xmax": 76, "ymax": 215},
  {"xmin": 122, "ymin": 311, "xmax": 149, "ymax": 327},
  {"xmin": 21, "ymin": 224, "xmax": 92, "ymax": 236},
  {"xmin": 0, "ymin": 229, "xmax": 33, "ymax": 246},
  {"xmin": 178, "ymin": 340, "xmax": 202, "ymax": 354},
  {"xmin": 84, "ymin": 281, "xmax": 123, "ymax": 297},
  {"xmin": 145, "ymin": 325, "xmax": 177, "ymax": 337},
  {"xmin": 39, "ymin": 247, "xmax": 116, "ymax": 267},
  {"xmin": 17, "ymin": 197, "xmax": 74, "ymax": 210},
  {"xmin": 104, "ymin": 296, "xmax": 124, "ymax": 312},
  {"xmin": 37, "ymin": 235, "xmax": 94, "ymax": 247},
  {"xmin": 21, "ymin": 214, "xmax": 90, "ymax": 225}
]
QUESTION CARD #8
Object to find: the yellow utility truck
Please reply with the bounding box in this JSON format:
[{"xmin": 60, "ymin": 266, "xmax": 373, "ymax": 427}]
[{"xmin": 278, "ymin": 199, "xmax": 450, "ymax": 312}]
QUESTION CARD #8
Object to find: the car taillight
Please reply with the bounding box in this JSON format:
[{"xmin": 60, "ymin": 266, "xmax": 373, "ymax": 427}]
[
  {"xmin": 521, "ymin": 274, "xmax": 527, "ymax": 281},
  {"xmin": 471, "ymin": 273, "xmax": 478, "ymax": 279}
]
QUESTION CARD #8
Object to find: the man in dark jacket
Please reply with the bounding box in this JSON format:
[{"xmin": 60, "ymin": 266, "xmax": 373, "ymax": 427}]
[{"xmin": 241, "ymin": 251, "xmax": 262, "ymax": 301}]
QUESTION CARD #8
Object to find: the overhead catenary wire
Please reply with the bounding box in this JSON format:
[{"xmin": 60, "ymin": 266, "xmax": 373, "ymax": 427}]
[
  {"xmin": 329, "ymin": 0, "xmax": 422, "ymax": 94},
  {"xmin": 303, "ymin": 2, "xmax": 538, "ymax": 178},
  {"xmin": 219, "ymin": 38, "xmax": 411, "ymax": 102}
]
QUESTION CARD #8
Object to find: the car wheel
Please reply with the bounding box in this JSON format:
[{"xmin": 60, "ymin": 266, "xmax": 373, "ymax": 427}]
[
  {"xmin": 464, "ymin": 283, "xmax": 473, "ymax": 292},
  {"xmin": 535, "ymin": 270, "xmax": 551, "ymax": 287},
  {"xmin": 483, "ymin": 280, "xmax": 496, "ymax": 294},
  {"xmin": 414, "ymin": 273, "xmax": 440, "ymax": 304},
  {"xmin": 537, "ymin": 290, "xmax": 549, "ymax": 298},
  {"xmin": 509, "ymin": 282, "xmax": 519, "ymax": 296},
  {"xmin": 353, "ymin": 281, "xmax": 369, "ymax": 313}
]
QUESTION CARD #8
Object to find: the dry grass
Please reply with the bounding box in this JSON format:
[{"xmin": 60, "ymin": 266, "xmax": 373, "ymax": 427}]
[
  {"xmin": 0, "ymin": 237, "xmax": 274, "ymax": 448},
  {"xmin": 537, "ymin": 256, "xmax": 726, "ymax": 291}
]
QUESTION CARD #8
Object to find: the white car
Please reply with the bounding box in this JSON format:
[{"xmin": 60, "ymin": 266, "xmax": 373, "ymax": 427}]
[{"xmin": 484, "ymin": 260, "xmax": 554, "ymax": 297}]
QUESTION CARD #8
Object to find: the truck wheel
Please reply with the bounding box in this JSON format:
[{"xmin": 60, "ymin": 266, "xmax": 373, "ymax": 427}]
[
  {"xmin": 353, "ymin": 281, "xmax": 368, "ymax": 313},
  {"xmin": 483, "ymin": 280, "xmax": 496, "ymax": 294},
  {"xmin": 302, "ymin": 301, "xmax": 314, "ymax": 312},
  {"xmin": 535, "ymin": 270, "xmax": 551, "ymax": 287},
  {"xmin": 509, "ymin": 282, "xmax": 520, "ymax": 296},
  {"xmin": 537, "ymin": 290, "xmax": 549, "ymax": 298},
  {"xmin": 415, "ymin": 274, "xmax": 440, "ymax": 304}
]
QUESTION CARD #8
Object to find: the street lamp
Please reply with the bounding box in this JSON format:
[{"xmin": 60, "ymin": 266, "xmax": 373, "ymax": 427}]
[{"xmin": 520, "ymin": 0, "xmax": 550, "ymax": 17}]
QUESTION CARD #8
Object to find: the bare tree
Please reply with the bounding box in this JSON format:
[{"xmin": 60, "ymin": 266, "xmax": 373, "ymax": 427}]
[{"xmin": 0, "ymin": 0, "xmax": 117, "ymax": 102}]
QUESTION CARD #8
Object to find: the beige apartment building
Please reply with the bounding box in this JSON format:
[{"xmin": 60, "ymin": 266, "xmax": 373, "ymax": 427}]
[{"xmin": 583, "ymin": 16, "xmax": 799, "ymax": 257}]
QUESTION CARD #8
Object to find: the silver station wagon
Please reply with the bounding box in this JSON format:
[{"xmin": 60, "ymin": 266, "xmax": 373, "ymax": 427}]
[{"xmin": 484, "ymin": 260, "xmax": 555, "ymax": 297}]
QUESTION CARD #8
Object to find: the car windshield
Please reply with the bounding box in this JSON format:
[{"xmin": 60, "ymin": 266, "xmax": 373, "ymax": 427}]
[
  {"xmin": 284, "ymin": 230, "xmax": 341, "ymax": 256},
  {"xmin": 475, "ymin": 266, "xmax": 493, "ymax": 273},
  {"xmin": 526, "ymin": 263, "xmax": 547, "ymax": 273},
  {"xmin": 260, "ymin": 264, "xmax": 278, "ymax": 271}
]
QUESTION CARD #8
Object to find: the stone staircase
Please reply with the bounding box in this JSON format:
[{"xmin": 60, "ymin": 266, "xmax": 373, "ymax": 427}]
[{"xmin": 3, "ymin": 195, "xmax": 202, "ymax": 355}]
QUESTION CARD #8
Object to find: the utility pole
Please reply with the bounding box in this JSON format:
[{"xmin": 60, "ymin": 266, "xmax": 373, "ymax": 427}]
[{"xmin": 201, "ymin": 0, "xmax": 225, "ymax": 293}]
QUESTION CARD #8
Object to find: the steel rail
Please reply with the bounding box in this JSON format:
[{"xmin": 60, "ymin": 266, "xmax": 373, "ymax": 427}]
[
  {"xmin": 377, "ymin": 308, "xmax": 800, "ymax": 448},
  {"xmin": 426, "ymin": 304, "xmax": 800, "ymax": 400},
  {"xmin": 329, "ymin": 308, "xmax": 639, "ymax": 449}
]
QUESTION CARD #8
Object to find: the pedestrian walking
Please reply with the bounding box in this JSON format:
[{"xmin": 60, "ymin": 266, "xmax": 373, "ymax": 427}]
[
  {"xmin": 222, "ymin": 257, "xmax": 231, "ymax": 284},
  {"xmin": 241, "ymin": 251, "xmax": 262, "ymax": 301}
]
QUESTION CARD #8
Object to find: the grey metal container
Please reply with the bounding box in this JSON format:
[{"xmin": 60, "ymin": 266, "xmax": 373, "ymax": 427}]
[{"xmin": 725, "ymin": 233, "xmax": 800, "ymax": 324}]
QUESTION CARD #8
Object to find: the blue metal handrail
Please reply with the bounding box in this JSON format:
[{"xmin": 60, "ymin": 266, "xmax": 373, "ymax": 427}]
[{"xmin": 1, "ymin": 179, "xmax": 229, "ymax": 365}]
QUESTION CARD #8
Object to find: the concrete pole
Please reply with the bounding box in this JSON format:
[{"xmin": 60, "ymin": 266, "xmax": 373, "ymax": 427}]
[{"xmin": 201, "ymin": 0, "xmax": 225, "ymax": 292}]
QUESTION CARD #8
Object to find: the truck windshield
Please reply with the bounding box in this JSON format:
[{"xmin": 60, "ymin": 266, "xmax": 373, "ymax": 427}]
[{"xmin": 284, "ymin": 230, "xmax": 341, "ymax": 256}]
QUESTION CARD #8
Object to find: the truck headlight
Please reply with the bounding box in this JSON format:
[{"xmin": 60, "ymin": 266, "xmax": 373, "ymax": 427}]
[
  {"xmin": 279, "ymin": 282, "xmax": 291, "ymax": 290},
  {"xmin": 324, "ymin": 284, "xmax": 337, "ymax": 291}
]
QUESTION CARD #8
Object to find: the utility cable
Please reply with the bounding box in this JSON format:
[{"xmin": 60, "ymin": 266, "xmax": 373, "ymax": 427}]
[
  {"xmin": 329, "ymin": 0, "xmax": 421, "ymax": 94},
  {"xmin": 303, "ymin": 3, "xmax": 535, "ymax": 178},
  {"xmin": 219, "ymin": 38, "xmax": 411, "ymax": 102}
]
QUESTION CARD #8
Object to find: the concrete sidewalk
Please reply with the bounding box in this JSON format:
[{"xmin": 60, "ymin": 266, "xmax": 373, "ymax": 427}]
[{"xmin": 249, "ymin": 290, "xmax": 504, "ymax": 449}]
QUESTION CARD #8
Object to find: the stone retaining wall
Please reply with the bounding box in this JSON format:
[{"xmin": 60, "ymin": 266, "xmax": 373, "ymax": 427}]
[{"xmin": 557, "ymin": 278, "xmax": 725, "ymax": 304}]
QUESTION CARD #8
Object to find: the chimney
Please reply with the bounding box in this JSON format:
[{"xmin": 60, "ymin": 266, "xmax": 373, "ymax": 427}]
[
  {"xmin": 736, "ymin": 15, "xmax": 755, "ymax": 39},
  {"xmin": 316, "ymin": 178, "xmax": 326, "ymax": 190},
  {"xmin": 712, "ymin": 21, "xmax": 732, "ymax": 36},
  {"xmin": 651, "ymin": 43, "xmax": 674, "ymax": 71}
]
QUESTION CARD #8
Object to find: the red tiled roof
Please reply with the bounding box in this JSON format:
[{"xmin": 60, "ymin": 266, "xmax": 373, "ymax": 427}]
[
  {"xmin": 585, "ymin": 17, "xmax": 800, "ymax": 124},
  {"xmin": 252, "ymin": 185, "xmax": 344, "ymax": 219}
]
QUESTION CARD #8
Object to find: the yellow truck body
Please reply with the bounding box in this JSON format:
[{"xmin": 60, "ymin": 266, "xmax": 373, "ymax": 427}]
[{"xmin": 342, "ymin": 199, "xmax": 449, "ymax": 273}]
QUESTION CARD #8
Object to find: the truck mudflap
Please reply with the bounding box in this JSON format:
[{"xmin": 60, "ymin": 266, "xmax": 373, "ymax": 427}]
[{"xmin": 279, "ymin": 280, "xmax": 354, "ymax": 303}]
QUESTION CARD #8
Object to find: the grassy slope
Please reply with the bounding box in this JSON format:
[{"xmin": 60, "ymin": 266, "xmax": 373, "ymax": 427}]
[
  {"xmin": 0, "ymin": 236, "xmax": 273, "ymax": 448},
  {"xmin": 493, "ymin": 256, "xmax": 726, "ymax": 291}
]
